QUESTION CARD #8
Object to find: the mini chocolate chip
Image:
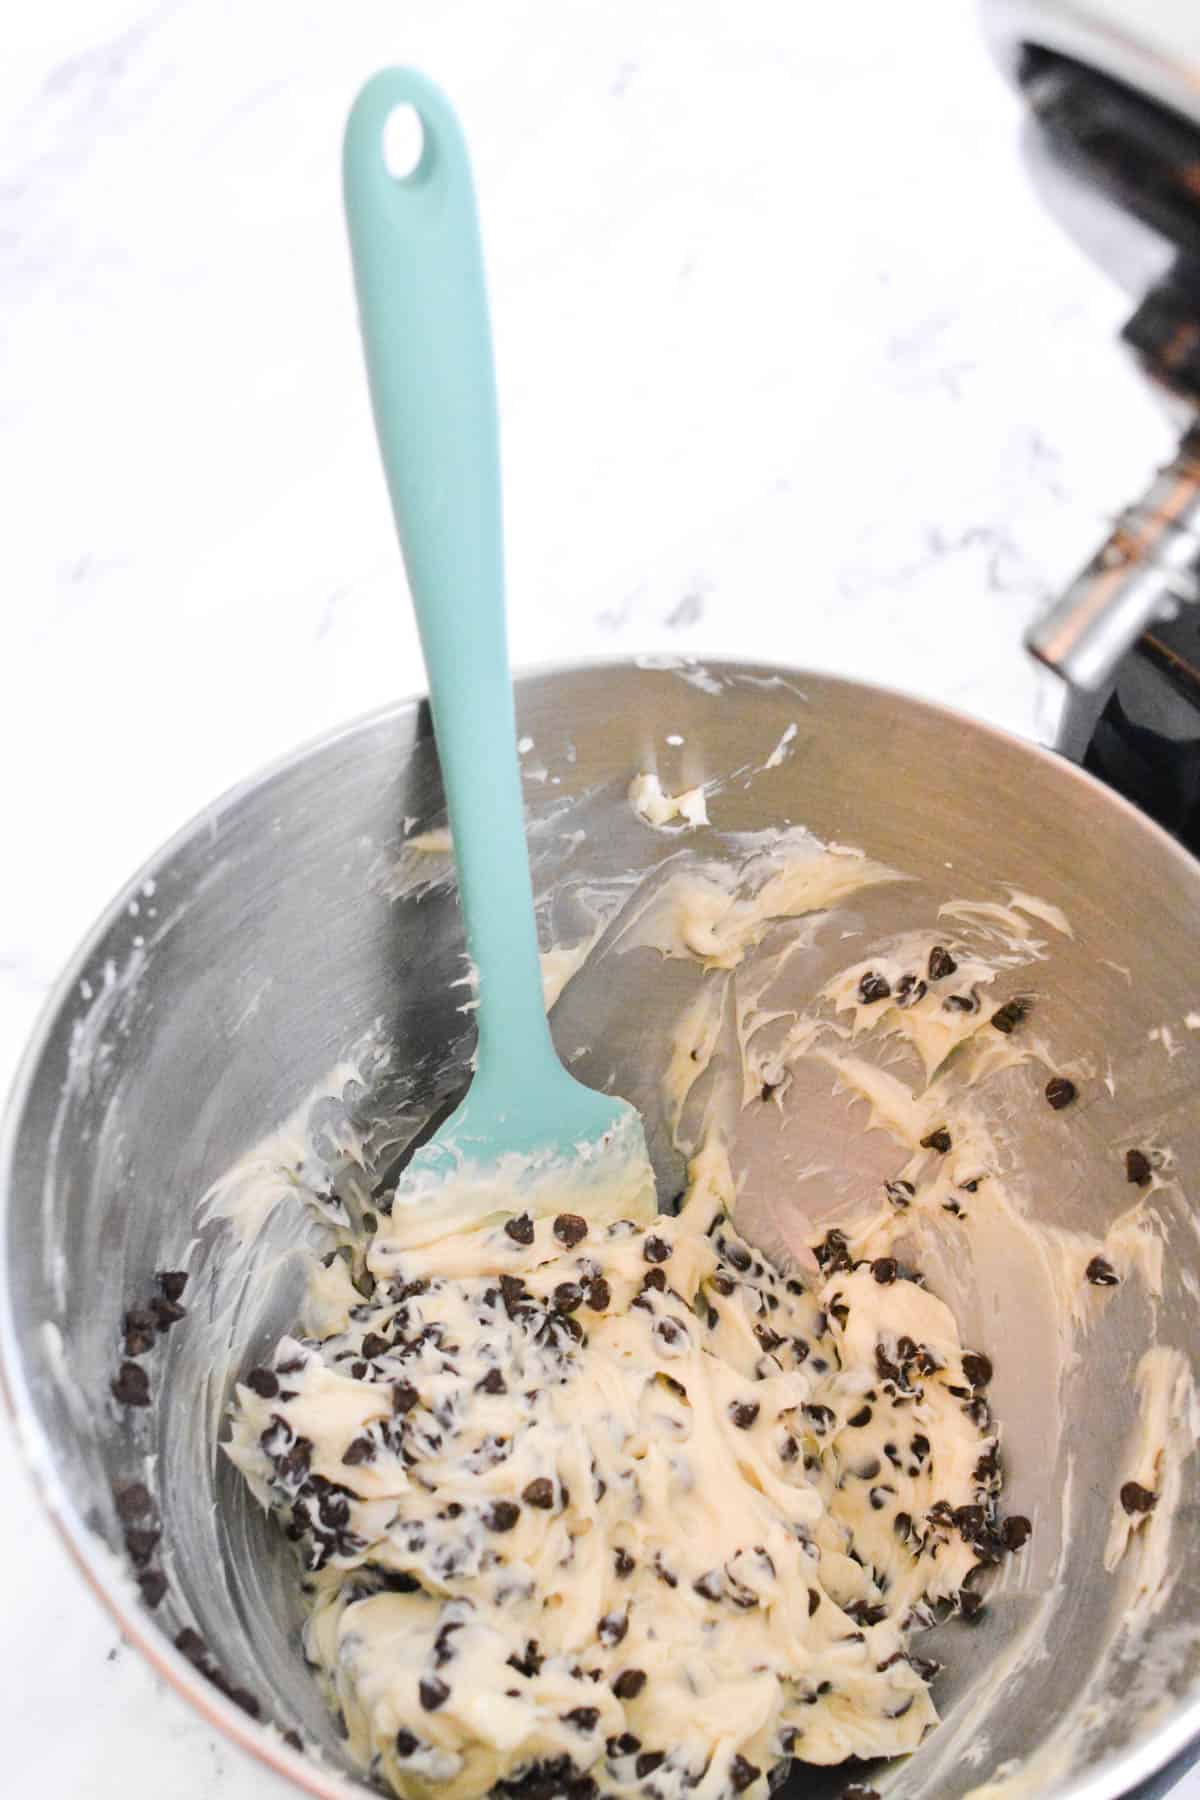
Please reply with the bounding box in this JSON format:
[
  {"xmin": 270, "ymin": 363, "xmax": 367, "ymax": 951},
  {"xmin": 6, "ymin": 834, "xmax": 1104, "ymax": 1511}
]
[
  {"xmin": 522, "ymin": 1478, "xmax": 554, "ymax": 1509},
  {"xmin": 500, "ymin": 1273, "xmax": 529, "ymax": 1316},
  {"xmin": 920, "ymin": 1127, "xmax": 952, "ymax": 1154},
  {"xmin": 962, "ymin": 1352, "xmax": 993, "ymax": 1388},
  {"xmin": 419, "ymin": 1675, "xmax": 450, "ymax": 1711},
  {"xmin": 780, "ymin": 1434, "xmax": 799, "ymax": 1463},
  {"xmin": 175, "ymin": 1628, "xmax": 208, "ymax": 1666},
  {"xmin": 115, "ymin": 1482, "xmax": 153, "ymax": 1522},
  {"xmin": 565, "ymin": 1706, "xmax": 600, "ymax": 1732},
  {"xmin": 342, "ymin": 1436, "xmax": 375, "ymax": 1466},
  {"xmin": 554, "ymin": 1213, "xmax": 588, "ymax": 1247},
  {"xmin": 1086, "ymin": 1256, "xmax": 1120, "ymax": 1287},
  {"xmin": 1045, "ymin": 1076, "xmax": 1077, "ymax": 1111},
  {"xmin": 808, "ymin": 1588, "xmax": 821, "ymax": 1616},
  {"xmin": 814, "ymin": 1228, "xmax": 852, "ymax": 1274},
  {"xmin": 361, "ymin": 1332, "xmax": 389, "ymax": 1360},
  {"xmin": 636, "ymin": 1752, "xmax": 666, "ymax": 1779},
  {"xmin": 394, "ymin": 1382, "xmax": 419, "ymax": 1414},
  {"xmin": 726, "ymin": 1244, "xmax": 752, "ymax": 1273},
  {"xmin": 927, "ymin": 945, "xmax": 957, "ymax": 981},
  {"xmin": 505, "ymin": 1213, "xmax": 535, "ymax": 1245},
  {"xmin": 944, "ymin": 991, "xmax": 978, "ymax": 1013},
  {"xmin": 477, "ymin": 1367, "xmax": 507, "ymax": 1394},
  {"xmin": 485, "ymin": 1500, "xmax": 521, "ymax": 1532},
  {"xmin": 122, "ymin": 1307, "xmax": 156, "ymax": 1357},
  {"xmin": 597, "ymin": 1611, "xmax": 628, "ymax": 1647},
  {"xmin": 1001, "ymin": 1515, "xmax": 1032, "ymax": 1551},
  {"xmin": 610, "ymin": 1731, "xmax": 642, "ymax": 1756},
  {"xmin": 858, "ymin": 972, "xmax": 891, "ymax": 1004},
  {"xmin": 137, "ymin": 1569, "xmax": 167, "ymax": 1608},
  {"xmin": 848, "ymin": 1601, "xmax": 888, "ymax": 1626},
  {"xmin": 694, "ymin": 1571, "xmax": 723, "ymax": 1601},
  {"xmin": 1125, "ymin": 1149, "xmax": 1153, "ymax": 1186},
  {"xmin": 612, "ymin": 1667, "xmax": 646, "ymax": 1700},
  {"xmin": 554, "ymin": 1281, "xmax": 584, "ymax": 1313},
  {"xmin": 896, "ymin": 973, "xmax": 927, "ymax": 1009},
  {"xmin": 1121, "ymin": 1481, "xmax": 1157, "ymax": 1516},
  {"xmin": 112, "ymin": 1361, "xmax": 151, "ymax": 1408},
  {"xmin": 730, "ymin": 1755, "xmax": 760, "ymax": 1792},
  {"xmin": 872, "ymin": 1258, "xmax": 897, "ymax": 1285},
  {"xmin": 156, "ymin": 1270, "xmax": 189, "ymax": 1302},
  {"xmin": 433, "ymin": 1621, "xmax": 464, "ymax": 1668},
  {"xmin": 641, "ymin": 1268, "xmax": 667, "ymax": 1292},
  {"xmin": 729, "ymin": 1401, "xmax": 760, "ymax": 1430},
  {"xmin": 991, "ymin": 998, "xmax": 1028, "ymax": 1034},
  {"xmin": 507, "ymin": 1641, "xmax": 544, "ymax": 1679},
  {"xmin": 653, "ymin": 1552, "xmax": 679, "ymax": 1587},
  {"xmin": 884, "ymin": 1179, "xmax": 914, "ymax": 1208},
  {"xmin": 644, "ymin": 1235, "xmax": 671, "ymax": 1264},
  {"xmin": 587, "ymin": 1277, "xmax": 612, "ymax": 1312},
  {"xmin": 614, "ymin": 1548, "xmax": 636, "ymax": 1578},
  {"xmin": 396, "ymin": 1728, "xmax": 420, "ymax": 1756},
  {"xmin": 975, "ymin": 1445, "xmax": 1001, "ymax": 1483},
  {"xmin": 149, "ymin": 1295, "xmax": 186, "ymax": 1331},
  {"xmin": 245, "ymin": 1367, "xmax": 279, "ymax": 1399},
  {"xmin": 124, "ymin": 1524, "xmax": 161, "ymax": 1566},
  {"xmin": 959, "ymin": 1589, "xmax": 985, "ymax": 1622}
]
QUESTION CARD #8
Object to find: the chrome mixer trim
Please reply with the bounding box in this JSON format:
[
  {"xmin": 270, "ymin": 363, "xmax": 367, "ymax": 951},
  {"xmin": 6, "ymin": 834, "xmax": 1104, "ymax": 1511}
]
[{"xmin": 1027, "ymin": 426, "xmax": 1200, "ymax": 689}]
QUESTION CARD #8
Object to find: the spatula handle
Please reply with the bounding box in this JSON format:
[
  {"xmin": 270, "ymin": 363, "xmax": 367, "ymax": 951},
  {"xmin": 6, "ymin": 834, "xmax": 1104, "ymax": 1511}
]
[{"xmin": 344, "ymin": 69, "xmax": 555, "ymax": 1080}]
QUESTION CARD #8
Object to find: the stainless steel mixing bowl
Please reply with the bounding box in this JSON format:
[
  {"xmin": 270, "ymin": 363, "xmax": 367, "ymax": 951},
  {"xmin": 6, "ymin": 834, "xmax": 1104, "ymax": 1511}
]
[{"xmin": 2, "ymin": 659, "xmax": 1199, "ymax": 1799}]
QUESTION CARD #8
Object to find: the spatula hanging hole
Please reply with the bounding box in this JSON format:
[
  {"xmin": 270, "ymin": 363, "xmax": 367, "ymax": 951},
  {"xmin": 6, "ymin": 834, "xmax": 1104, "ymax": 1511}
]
[{"xmin": 383, "ymin": 104, "xmax": 424, "ymax": 180}]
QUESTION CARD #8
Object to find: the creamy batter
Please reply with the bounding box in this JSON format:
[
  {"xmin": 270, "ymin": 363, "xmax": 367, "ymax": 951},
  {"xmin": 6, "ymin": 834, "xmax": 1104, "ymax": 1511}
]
[
  {"xmin": 628, "ymin": 772, "xmax": 709, "ymax": 830},
  {"xmin": 228, "ymin": 1139, "xmax": 1019, "ymax": 1800}
]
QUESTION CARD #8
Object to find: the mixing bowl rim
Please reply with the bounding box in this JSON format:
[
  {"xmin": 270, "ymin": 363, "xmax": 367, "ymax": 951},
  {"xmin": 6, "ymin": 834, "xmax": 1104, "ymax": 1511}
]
[{"xmin": 2, "ymin": 652, "xmax": 1197, "ymax": 1800}]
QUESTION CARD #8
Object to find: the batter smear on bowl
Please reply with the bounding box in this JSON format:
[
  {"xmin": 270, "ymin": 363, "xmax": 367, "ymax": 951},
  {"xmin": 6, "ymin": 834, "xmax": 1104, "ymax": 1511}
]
[{"xmin": 227, "ymin": 1139, "xmax": 1023, "ymax": 1800}]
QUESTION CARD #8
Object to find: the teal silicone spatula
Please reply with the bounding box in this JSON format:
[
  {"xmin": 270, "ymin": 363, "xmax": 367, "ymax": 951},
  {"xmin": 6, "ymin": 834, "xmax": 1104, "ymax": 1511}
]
[{"xmin": 343, "ymin": 68, "xmax": 656, "ymax": 1250}]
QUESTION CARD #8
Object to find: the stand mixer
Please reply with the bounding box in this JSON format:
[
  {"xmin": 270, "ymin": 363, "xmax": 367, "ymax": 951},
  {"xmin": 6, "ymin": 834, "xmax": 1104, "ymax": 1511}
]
[{"xmin": 984, "ymin": 0, "xmax": 1200, "ymax": 857}]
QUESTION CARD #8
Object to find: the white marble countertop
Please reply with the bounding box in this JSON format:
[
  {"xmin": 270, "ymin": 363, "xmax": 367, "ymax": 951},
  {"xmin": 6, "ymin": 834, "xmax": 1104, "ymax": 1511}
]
[{"xmin": 3, "ymin": 0, "xmax": 1195, "ymax": 1794}]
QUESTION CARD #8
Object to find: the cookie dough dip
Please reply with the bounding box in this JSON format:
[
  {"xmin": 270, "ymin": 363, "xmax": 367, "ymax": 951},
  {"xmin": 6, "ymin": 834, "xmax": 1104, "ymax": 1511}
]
[
  {"xmin": 219, "ymin": 840, "xmax": 1055, "ymax": 1800},
  {"xmin": 227, "ymin": 1163, "xmax": 1016, "ymax": 1800}
]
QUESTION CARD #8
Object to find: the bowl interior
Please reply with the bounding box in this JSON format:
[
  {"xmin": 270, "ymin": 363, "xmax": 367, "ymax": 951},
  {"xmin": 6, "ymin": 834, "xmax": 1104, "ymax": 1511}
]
[{"xmin": 4, "ymin": 660, "xmax": 1200, "ymax": 1799}]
